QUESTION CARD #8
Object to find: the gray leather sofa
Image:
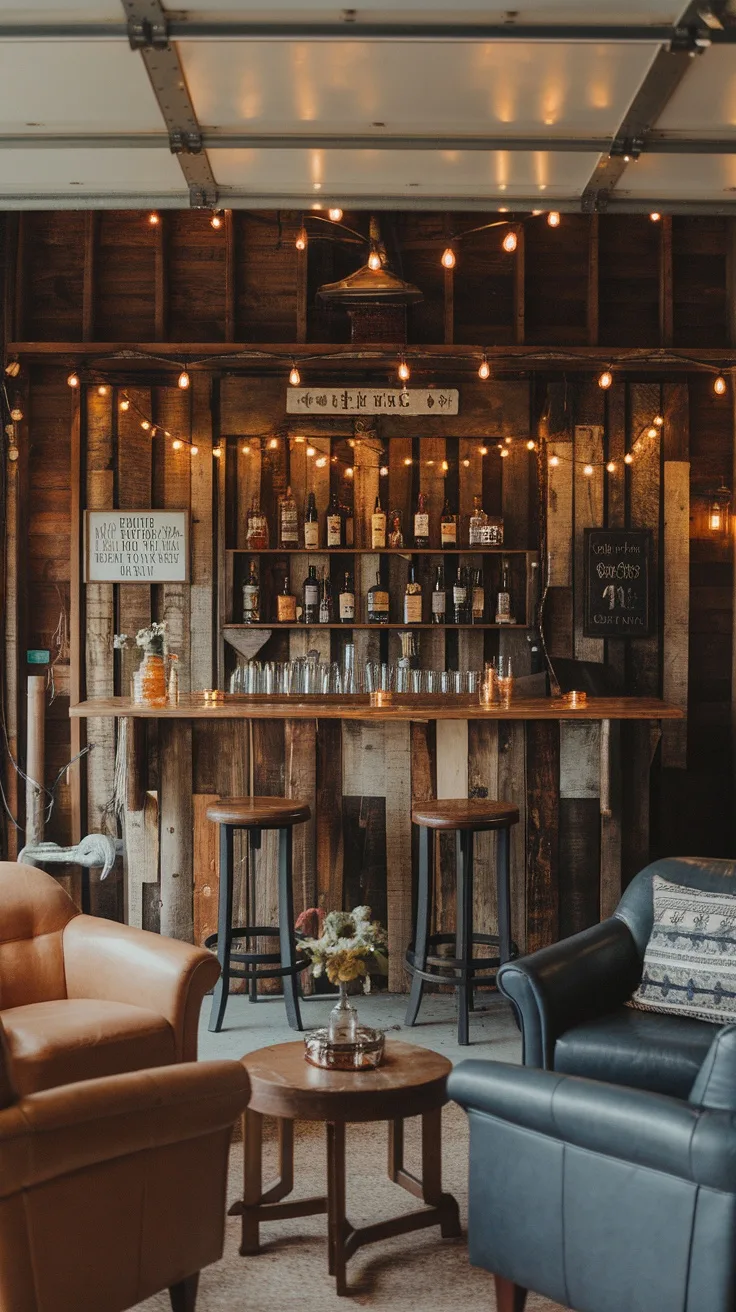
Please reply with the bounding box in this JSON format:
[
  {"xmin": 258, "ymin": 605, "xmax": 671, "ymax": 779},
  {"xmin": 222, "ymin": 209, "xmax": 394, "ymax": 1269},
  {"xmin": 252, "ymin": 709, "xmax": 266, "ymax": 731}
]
[
  {"xmin": 497, "ymin": 856, "xmax": 736, "ymax": 1097},
  {"xmin": 449, "ymin": 1025, "xmax": 736, "ymax": 1312}
]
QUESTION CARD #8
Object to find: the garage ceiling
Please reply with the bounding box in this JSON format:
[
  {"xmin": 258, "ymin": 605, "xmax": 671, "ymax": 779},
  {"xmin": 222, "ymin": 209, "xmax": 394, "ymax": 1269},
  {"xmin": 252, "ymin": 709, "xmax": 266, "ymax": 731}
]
[{"xmin": 3, "ymin": 1, "xmax": 736, "ymax": 211}]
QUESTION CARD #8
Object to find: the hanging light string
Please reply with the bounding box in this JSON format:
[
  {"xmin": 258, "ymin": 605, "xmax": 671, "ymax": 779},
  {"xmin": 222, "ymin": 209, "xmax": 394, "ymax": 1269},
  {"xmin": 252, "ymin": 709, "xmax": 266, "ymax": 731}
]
[{"xmin": 546, "ymin": 414, "xmax": 665, "ymax": 475}]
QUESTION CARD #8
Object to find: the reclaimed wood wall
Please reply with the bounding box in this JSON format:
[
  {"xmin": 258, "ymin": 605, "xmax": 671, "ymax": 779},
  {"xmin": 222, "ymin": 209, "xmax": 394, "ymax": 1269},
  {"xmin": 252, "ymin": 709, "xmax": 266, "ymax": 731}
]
[{"xmin": 1, "ymin": 209, "xmax": 735, "ymax": 977}]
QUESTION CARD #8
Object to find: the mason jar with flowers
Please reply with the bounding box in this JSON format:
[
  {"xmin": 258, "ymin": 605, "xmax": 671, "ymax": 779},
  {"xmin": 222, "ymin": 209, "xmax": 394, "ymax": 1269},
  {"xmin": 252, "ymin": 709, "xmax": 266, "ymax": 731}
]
[
  {"xmin": 297, "ymin": 906, "xmax": 388, "ymax": 1060},
  {"xmin": 114, "ymin": 621, "xmax": 170, "ymax": 706}
]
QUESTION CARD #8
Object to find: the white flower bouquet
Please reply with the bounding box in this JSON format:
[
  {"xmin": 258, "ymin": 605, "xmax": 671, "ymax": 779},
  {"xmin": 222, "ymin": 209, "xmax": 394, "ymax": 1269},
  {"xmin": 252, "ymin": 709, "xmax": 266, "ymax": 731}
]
[{"xmin": 297, "ymin": 905, "xmax": 388, "ymax": 992}]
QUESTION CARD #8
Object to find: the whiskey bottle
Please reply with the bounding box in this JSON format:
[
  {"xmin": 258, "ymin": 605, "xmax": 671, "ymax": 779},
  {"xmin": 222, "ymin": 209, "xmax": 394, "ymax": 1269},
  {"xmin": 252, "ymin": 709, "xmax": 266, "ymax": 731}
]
[
  {"xmin": 440, "ymin": 496, "xmax": 457, "ymax": 548},
  {"xmin": 304, "ymin": 491, "xmax": 319, "ymax": 549},
  {"xmin": 303, "ymin": 564, "xmax": 319, "ymax": 624},
  {"xmin": 276, "ymin": 574, "xmax": 297, "ymax": 623},
  {"xmin": 431, "ymin": 564, "xmax": 446, "ymax": 625},
  {"xmin": 279, "ymin": 485, "xmax": 299, "ymax": 549},
  {"xmin": 468, "ymin": 495, "xmax": 489, "ymax": 546},
  {"xmin": 413, "ymin": 491, "xmax": 430, "ymax": 548},
  {"xmin": 326, "ymin": 492, "xmax": 343, "ymax": 548},
  {"xmin": 338, "ymin": 570, "xmax": 355, "ymax": 623},
  {"xmin": 367, "ymin": 571, "xmax": 390, "ymax": 624},
  {"xmin": 343, "ymin": 501, "xmax": 355, "ymax": 548},
  {"xmin": 452, "ymin": 566, "xmax": 468, "ymax": 624},
  {"xmin": 245, "ymin": 500, "xmax": 269, "ymax": 551},
  {"xmin": 242, "ymin": 559, "xmax": 260, "ymax": 624},
  {"xmin": 495, "ymin": 557, "xmax": 515, "ymax": 625},
  {"xmin": 403, "ymin": 564, "xmax": 423, "ymax": 624},
  {"xmin": 371, "ymin": 495, "xmax": 387, "ymax": 550},
  {"xmin": 471, "ymin": 568, "xmax": 485, "ymax": 624},
  {"xmin": 388, "ymin": 509, "xmax": 404, "ymax": 548},
  {"xmin": 319, "ymin": 573, "xmax": 333, "ymax": 624}
]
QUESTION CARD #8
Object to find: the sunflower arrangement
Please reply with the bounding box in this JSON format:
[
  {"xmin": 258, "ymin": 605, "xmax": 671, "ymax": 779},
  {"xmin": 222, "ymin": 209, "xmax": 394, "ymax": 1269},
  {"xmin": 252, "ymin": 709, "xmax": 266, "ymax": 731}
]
[{"xmin": 297, "ymin": 905, "xmax": 388, "ymax": 992}]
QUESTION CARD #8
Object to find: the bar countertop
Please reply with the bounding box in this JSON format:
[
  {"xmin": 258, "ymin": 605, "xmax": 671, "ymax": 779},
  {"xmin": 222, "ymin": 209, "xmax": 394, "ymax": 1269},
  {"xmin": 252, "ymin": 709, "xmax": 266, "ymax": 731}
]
[{"xmin": 69, "ymin": 694, "xmax": 683, "ymax": 722}]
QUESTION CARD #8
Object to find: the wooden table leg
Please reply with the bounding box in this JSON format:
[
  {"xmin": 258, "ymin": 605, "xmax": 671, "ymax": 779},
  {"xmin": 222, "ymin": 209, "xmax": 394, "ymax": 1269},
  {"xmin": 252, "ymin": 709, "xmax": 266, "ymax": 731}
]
[
  {"xmin": 421, "ymin": 1107, "xmax": 461, "ymax": 1237},
  {"xmin": 494, "ymin": 1274, "xmax": 528, "ymax": 1311},
  {"xmin": 326, "ymin": 1121, "xmax": 348, "ymax": 1296},
  {"xmin": 387, "ymin": 1117, "xmax": 404, "ymax": 1183},
  {"xmin": 240, "ymin": 1108, "xmax": 264, "ymax": 1255}
]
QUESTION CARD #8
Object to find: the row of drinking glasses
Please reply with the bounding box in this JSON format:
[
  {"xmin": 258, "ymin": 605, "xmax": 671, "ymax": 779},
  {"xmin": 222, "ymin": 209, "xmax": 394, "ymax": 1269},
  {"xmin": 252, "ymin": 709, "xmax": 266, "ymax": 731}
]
[{"xmin": 228, "ymin": 657, "xmax": 512, "ymax": 697}]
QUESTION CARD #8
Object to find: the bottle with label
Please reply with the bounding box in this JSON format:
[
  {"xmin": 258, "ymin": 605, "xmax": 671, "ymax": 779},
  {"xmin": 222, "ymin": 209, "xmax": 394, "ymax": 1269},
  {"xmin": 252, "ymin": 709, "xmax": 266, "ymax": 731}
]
[
  {"xmin": 326, "ymin": 492, "xmax": 343, "ymax": 548},
  {"xmin": 404, "ymin": 565, "xmax": 423, "ymax": 624},
  {"xmin": 277, "ymin": 574, "xmax": 297, "ymax": 623},
  {"xmin": 388, "ymin": 509, "xmax": 404, "ymax": 548},
  {"xmin": 338, "ymin": 571, "xmax": 355, "ymax": 623},
  {"xmin": 495, "ymin": 557, "xmax": 515, "ymax": 625},
  {"xmin": 242, "ymin": 559, "xmax": 260, "ymax": 623},
  {"xmin": 453, "ymin": 566, "xmax": 468, "ymax": 624},
  {"xmin": 279, "ymin": 485, "xmax": 299, "ymax": 549},
  {"xmin": 367, "ymin": 572, "xmax": 390, "ymax": 624},
  {"xmin": 468, "ymin": 495, "xmax": 489, "ymax": 546},
  {"xmin": 440, "ymin": 496, "xmax": 458, "ymax": 548},
  {"xmin": 371, "ymin": 496, "xmax": 387, "ymax": 550},
  {"xmin": 431, "ymin": 564, "xmax": 446, "ymax": 625},
  {"xmin": 319, "ymin": 573, "xmax": 333, "ymax": 624},
  {"xmin": 304, "ymin": 491, "xmax": 319, "ymax": 549},
  {"xmin": 246, "ymin": 500, "xmax": 269, "ymax": 550},
  {"xmin": 413, "ymin": 491, "xmax": 430, "ymax": 548},
  {"xmin": 471, "ymin": 568, "xmax": 485, "ymax": 624},
  {"xmin": 303, "ymin": 564, "xmax": 319, "ymax": 624}
]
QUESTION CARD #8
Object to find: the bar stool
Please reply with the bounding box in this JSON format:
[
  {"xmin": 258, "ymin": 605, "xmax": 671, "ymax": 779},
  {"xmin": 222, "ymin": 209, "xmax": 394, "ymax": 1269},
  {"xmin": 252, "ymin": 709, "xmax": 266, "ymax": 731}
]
[
  {"xmin": 205, "ymin": 797, "xmax": 311, "ymax": 1033},
  {"xmin": 405, "ymin": 799, "xmax": 520, "ymax": 1045}
]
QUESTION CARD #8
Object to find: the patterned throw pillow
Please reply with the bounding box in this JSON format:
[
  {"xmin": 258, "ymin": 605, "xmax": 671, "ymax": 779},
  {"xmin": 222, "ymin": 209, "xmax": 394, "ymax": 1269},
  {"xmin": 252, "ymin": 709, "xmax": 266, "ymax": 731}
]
[{"xmin": 630, "ymin": 874, "xmax": 736, "ymax": 1024}]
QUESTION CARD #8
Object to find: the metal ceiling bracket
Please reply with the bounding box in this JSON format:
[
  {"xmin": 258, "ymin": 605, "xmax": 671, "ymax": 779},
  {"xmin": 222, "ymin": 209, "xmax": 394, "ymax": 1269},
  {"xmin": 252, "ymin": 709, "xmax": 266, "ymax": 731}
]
[
  {"xmin": 127, "ymin": 15, "xmax": 168, "ymax": 49},
  {"xmin": 189, "ymin": 185, "xmax": 219, "ymax": 209},
  {"xmin": 120, "ymin": 0, "xmax": 218, "ymax": 205},
  {"xmin": 669, "ymin": 22, "xmax": 712, "ymax": 51}
]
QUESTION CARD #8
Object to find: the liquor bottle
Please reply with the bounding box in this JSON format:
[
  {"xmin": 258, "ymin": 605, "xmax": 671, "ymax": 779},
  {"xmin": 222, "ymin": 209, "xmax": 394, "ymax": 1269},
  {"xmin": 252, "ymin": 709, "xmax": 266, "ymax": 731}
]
[
  {"xmin": 413, "ymin": 491, "xmax": 430, "ymax": 548},
  {"xmin": 319, "ymin": 573, "xmax": 333, "ymax": 624},
  {"xmin": 452, "ymin": 566, "xmax": 468, "ymax": 625},
  {"xmin": 367, "ymin": 571, "xmax": 390, "ymax": 624},
  {"xmin": 371, "ymin": 495, "xmax": 387, "ymax": 550},
  {"xmin": 388, "ymin": 509, "xmax": 404, "ymax": 548},
  {"xmin": 431, "ymin": 564, "xmax": 446, "ymax": 625},
  {"xmin": 403, "ymin": 564, "xmax": 423, "ymax": 624},
  {"xmin": 440, "ymin": 496, "xmax": 458, "ymax": 548},
  {"xmin": 303, "ymin": 564, "xmax": 319, "ymax": 624},
  {"xmin": 343, "ymin": 502, "xmax": 354, "ymax": 548},
  {"xmin": 495, "ymin": 557, "xmax": 515, "ymax": 625},
  {"xmin": 276, "ymin": 574, "xmax": 297, "ymax": 623},
  {"xmin": 242, "ymin": 559, "xmax": 260, "ymax": 623},
  {"xmin": 279, "ymin": 485, "xmax": 299, "ymax": 549},
  {"xmin": 468, "ymin": 495, "xmax": 489, "ymax": 546},
  {"xmin": 246, "ymin": 500, "xmax": 269, "ymax": 551},
  {"xmin": 471, "ymin": 568, "xmax": 485, "ymax": 624},
  {"xmin": 304, "ymin": 491, "xmax": 319, "ymax": 549},
  {"xmin": 326, "ymin": 492, "xmax": 343, "ymax": 548},
  {"xmin": 338, "ymin": 570, "xmax": 355, "ymax": 623}
]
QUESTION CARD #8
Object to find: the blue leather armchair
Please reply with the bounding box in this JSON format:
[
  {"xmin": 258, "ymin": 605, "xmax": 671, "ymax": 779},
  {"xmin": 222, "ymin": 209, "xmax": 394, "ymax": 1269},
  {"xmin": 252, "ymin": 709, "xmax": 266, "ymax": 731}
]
[
  {"xmin": 497, "ymin": 856, "xmax": 736, "ymax": 1098},
  {"xmin": 449, "ymin": 1025, "xmax": 736, "ymax": 1312}
]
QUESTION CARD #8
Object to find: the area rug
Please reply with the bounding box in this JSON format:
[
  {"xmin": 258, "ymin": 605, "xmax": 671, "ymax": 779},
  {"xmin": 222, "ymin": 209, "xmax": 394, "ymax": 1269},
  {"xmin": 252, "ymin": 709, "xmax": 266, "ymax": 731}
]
[{"xmin": 138, "ymin": 1104, "xmax": 563, "ymax": 1311}]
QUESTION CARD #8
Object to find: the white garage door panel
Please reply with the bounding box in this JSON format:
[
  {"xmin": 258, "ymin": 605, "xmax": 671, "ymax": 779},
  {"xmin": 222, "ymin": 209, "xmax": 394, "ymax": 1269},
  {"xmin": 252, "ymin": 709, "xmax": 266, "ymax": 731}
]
[
  {"xmin": 615, "ymin": 153, "xmax": 736, "ymax": 198},
  {"xmin": 655, "ymin": 47, "xmax": 736, "ymax": 134},
  {"xmin": 0, "ymin": 43, "xmax": 164, "ymax": 132},
  {"xmin": 0, "ymin": 147, "xmax": 183, "ymax": 193}
]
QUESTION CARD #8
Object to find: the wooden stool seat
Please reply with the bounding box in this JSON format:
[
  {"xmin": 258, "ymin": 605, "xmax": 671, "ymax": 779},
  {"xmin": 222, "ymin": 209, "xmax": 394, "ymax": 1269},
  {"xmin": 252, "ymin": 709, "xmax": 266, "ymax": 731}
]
[
  {"xmin": 411, "ymin": 800, "xmax": 519, "ymax": 830},
  {"xmin": 206, "ymin": 797, "xmax": 311, "ymax": 828}
]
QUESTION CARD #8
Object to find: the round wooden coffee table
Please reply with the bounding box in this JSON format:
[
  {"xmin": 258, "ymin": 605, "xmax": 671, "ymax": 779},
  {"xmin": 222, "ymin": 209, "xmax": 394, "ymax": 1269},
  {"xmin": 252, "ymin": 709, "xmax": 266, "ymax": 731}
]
[{"xmin": 233, "ymin": 1039, "xmax": 461, "ymax": 1296}]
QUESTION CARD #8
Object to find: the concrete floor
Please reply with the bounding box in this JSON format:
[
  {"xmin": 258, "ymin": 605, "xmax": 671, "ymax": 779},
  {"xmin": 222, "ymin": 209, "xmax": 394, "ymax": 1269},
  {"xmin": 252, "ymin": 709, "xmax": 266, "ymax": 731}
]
[{"xmin": 198, "ymin": 989, "xmax": 522, "ymax": 1067}]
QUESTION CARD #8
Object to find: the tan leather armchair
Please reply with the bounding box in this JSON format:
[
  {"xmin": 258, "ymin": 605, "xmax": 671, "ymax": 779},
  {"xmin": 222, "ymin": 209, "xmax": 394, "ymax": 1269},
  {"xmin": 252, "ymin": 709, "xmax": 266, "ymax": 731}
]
[
  {"xmin": 0, "ymin": 863, "xmax": 220, "ymax": 1095},
  {"xmin": 0, "ymin": 1022, "xmax": 250, "ymax": 1312}
]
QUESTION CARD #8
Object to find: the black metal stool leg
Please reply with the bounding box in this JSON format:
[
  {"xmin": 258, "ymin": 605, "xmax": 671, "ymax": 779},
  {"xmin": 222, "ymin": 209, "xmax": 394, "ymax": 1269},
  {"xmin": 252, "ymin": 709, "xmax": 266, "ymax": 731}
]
[
  {"xmin": 248, "ymin": 830, "xmax": 261, "ymax": 1004},
  {"xmin": 497, "ymin": 823, "xmax": 512, "ymax": 965},
  {"xmin": 405, "ymin": 825, "xmax": 432, "ymax": 1028},
  {"xmin": 208, "ymin": 824, "xmax": 234, "ymax": 1032},
  {"xmin": 456, "ymin": 829, "xmax": 474, "ymax": 1046},
  {"xmin": 278, "ymin": 826, "xmax": 304, "ymax": 1031}
]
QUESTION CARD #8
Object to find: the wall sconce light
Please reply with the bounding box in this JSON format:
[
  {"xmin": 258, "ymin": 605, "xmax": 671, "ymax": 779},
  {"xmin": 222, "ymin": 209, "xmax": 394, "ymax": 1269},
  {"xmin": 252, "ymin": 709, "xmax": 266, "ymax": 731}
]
[{"xmin": 709, "ymin": 482, "xmax": 732, "ymax": 538}]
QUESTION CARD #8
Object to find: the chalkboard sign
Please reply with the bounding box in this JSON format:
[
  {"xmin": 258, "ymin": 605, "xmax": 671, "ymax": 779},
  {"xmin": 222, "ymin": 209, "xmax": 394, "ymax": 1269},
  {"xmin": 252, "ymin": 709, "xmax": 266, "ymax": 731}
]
[
  {"xmin": 85, "ymin": 510, "xmax": 189, "ymax": 583},
  {"xmin": 583, "ymin": 528, "xmax": 653, "ymax": 638}
]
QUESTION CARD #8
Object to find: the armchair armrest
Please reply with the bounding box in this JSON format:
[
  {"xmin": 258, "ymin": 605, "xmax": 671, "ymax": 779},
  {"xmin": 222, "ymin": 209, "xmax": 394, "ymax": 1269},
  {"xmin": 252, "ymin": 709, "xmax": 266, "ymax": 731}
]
[
  {"xmin": 449, "ymin": 1060, "xmax": 736, "ymax": 1193},
  {"xmin": 0, "ymin": 1060, "xmax": 250, "ymax": 1200},
  {"xmin": 497, "ymin": 917, "xmax": 641, "ymax": 1067},
  {"xmin": 62, "ymin": 916, "xmax": 221, "ymax": 1061}
]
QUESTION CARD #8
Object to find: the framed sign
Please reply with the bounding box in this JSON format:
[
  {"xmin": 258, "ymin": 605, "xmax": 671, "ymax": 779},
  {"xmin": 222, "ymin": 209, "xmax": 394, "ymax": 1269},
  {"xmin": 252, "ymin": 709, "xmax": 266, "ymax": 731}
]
[
  {"xmin": 85, "ymin": 510, "xmax": 189, "ymax": 583},
  {"xmin": 583, "ymin": 528, "xmax": 653, "ymax": 638},
  {"xmin": 286, "ymin": 386, "xmax": 459, "ymax": 415}
]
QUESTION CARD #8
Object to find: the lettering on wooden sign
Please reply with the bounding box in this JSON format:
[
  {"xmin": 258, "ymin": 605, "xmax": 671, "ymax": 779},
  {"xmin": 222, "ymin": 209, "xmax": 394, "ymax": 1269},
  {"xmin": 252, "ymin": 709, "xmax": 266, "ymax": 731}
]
[
  {"xmin": 583, "ymin": 528, "xmax": 653, "ymax": 638},
  {"xmin": 286, "ymin": 387, "xmax": 458, "ymax": 415},
  {"xmin": 85, "ymin": 510, "xmax": 189, "ymax": 583}
]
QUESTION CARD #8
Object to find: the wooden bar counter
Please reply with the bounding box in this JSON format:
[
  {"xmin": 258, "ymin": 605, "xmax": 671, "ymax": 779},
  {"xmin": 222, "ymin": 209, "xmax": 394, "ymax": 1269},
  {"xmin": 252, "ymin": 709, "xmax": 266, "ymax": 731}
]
[{"xmin": 70, "ymin": 695, "xmax": 681, "ymax": 991}]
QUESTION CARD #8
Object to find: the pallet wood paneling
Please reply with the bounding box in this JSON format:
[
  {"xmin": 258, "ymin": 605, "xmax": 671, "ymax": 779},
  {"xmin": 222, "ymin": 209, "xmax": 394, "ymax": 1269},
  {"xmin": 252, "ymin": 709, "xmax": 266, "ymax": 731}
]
[
  {"xmin": 525, "ymin": 721, "xmax": 560, "ymax": 952},
  {"xmin": 573, "ymin": 423, "xmax": 604, "ymax": 663}
]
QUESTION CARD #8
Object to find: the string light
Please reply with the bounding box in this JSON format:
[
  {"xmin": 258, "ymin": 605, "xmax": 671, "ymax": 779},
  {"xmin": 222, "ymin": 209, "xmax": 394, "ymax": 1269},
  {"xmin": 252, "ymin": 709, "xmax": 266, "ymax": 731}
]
[
  {"xmin": 606, "ymin": 461, "xmax": 616, "ymax": 473},
  {"xmin": 479, "ymin": 445, "xmax": 489, "ymax": 456},
  {"xmin": 502, "ymin": 229, "xmax": 518, "ymax": 254},
  {"xmin": 268, "ymin": 437, "xmax": 278, "ymax": 449},
  {"xmin": 441, "ymin": 246, "xmax": 456, "ymax": 269},
  {"xmin": 242, "ymin": 444, "xmax": 251, "ymax": 454},
  {"xmin": 4, "ymin": 361, "xmax": 20, "ymax": 377},
  {"xmin": 190, "ymin": 445, "xmax": 198, "ymax": 456},
  {"xmin": 527, "ymin": 440, "xmax": 536, "ymax": 451},
  {"xmin": 624, "ymin": 453, "xmax": 634, "ymax": 465},
  {"xmin": 119, "ymin": 397, "xmax": 130, "ymax": 411},
  {"xmin": 295, "ymin": 227, "xmax": 307, "ymax": 251},
  {"xmin": 213, "ymin": 445, "xmax": 222, "ymax": 458},
  {"xmin": 9, "ymin": 407, "xmax": 23, "ymax": 422},
  {"xmin": 66, "ymin": 372, "xmax": 79, "ymax": 388},
  {"xmin": 647, "ymin": 426, "xmax": 658, "ymax": 438},
  {"xmin": 210, "ymin": 211, "xmax": 224, "ymax": 229},
  {"xmin": 289, "ymin": 364, "xmax": 301, "ymax": 386},
  {"xmin": 328, "ymin": 207, "xmax": 344, "ymax": 222},
  {"xmin": 650, "ymin": 212, "xmax": 661, "ymax": 222},
  {"xmin": 345, "ymin": 466, "xmax": 354, "ymax": 478},
  {"xmin": 398, "ymin": 356, "xmax": 411, "ymax": 382},
  {"xmin": 598, "ymin": 369, "xmax": 613, "ymax": 390},
  {"xmin": 177, "ymin": 368, "xmax": 190, "ymax": 390},
  {"xmin": 97, "ymin": 384, "xmax": 109, "ymax": 396},
  {"xmin": 404, "ymin": 456, "xmax": 412, "ymax": 466},
  {"xmin": 315, "ymin": 455, "xmax": 328, "ymax": 467},
  {"xmin": 500, "ymin": 447, "xmax": 510, "ymax": 458},
  {"xmin": 583, "ymin": 464, "xmax": 594, "ymax": 476},
  {"xmin": 368, "ymin": 247, "xmax": 382, "ymax": 271},
  {"xmin": 714, "ymin": 374, "xmax": 727, "ymax": 395},
  {"xmin": 441, "ymin": 459, "xmax": 449, "ymax": 472},
  {"xmin": 141, "ymin": 420, "xmax": 151, "ymax": 431},
  {"xmin": 654, "ymin": 414, "xmax": 664, "ymax": 426},
  {"xmin": 549, "ymin": 454, "xmax": 560, "ymax": 467},
  {"xmin": 462, "ymin": 458, "xmax": 470, "ymax": 467},
  {"xmin": 148, "ymin": 212, "xmax": 160, "ymax": 226},
  {"xmin": 380, "ymin": 464, "xmax": 389, "ymax": 477},
  {"xmin": 478, "ymin": 355, "xmax": 490, "ymax": 380},
  {"xmin": 547, "ymin": 211, "xmax": 561, "ymax": 228},
  {"xmin": 172, "ymin": 439, "xmax": 183, "ymax": 450},
  {"xmin": 306, "ymin": 445, "xmax": 316, "ymax": 457}
]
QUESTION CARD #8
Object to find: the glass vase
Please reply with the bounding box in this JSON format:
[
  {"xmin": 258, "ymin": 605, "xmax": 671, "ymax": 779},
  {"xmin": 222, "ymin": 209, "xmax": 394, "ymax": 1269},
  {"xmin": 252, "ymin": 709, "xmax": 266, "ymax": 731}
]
[
  {"xmin": 327, "ymin": 980, "xmax": 359, "ymax": 1044},
  {"xmin": 136, "ymin": 650, "xmax": 167, "ymax": 706}
]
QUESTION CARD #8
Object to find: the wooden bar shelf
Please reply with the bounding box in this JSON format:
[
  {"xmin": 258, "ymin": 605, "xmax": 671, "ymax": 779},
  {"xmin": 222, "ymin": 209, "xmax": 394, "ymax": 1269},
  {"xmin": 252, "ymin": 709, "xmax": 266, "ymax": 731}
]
[
  {"xmin": 224, "ymin": 622, "xmax": 531, "ymax": 631},
  {"xmin": 228, "ymin": 547, "xmax": 532, "ymax": 556}
]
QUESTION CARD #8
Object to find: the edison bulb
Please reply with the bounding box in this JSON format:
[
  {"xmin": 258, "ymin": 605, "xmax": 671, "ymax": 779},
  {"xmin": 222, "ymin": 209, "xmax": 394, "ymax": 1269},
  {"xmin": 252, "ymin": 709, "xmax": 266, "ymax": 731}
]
[
  {"xmin": 190, "ymin": 445, "xmax": 198, "ymax": 456},
  {"xmin": 527, "ymin": 440, "xmax": 536, "ymax": 451},
  {"xmin": 97, "ymin": 385, "xmax": 109, "ymax": 396},
  {"xmin": 714, "ymin": 374, "xmax": 727, "ymax": 395},
  {"xmin": 295, "ymin": 228, "xmax": 307, "ymax": 251},
  {"xmin": 210, "ymin": 211, "xmax": 223, "ymax": 229},
  {"xmin": 647, "ymin": 426, "xmax": 657, "ymax": 438},
  {"xmin": 67, "ymin": 372, "xmax": 79, "ymax": 388},
  {"xmin": 306, "ymin": 445, "xmax": 316, "ymax": 457},
  {"xmin": 598, "ymin": 369, "xmax": 613, "ymax": 390},
  {"xmin": 345, "ymin": 466, "xmax": 354, "ymax": 478},
  {"xmin": 398, "ymin": 359, "xmax": 410, "ymax": 382},
  {"xmin": 502, "ymin": 230, "xmax": 518, "ymax": 253},
  {"xmin": 119, "ymin": 397, "xmax": 130, "ymax": 411},
  {"xmin": 624, "ymin": 452, "xmax": 634, "ymax": 465},
  {"xmin": 549, "ymin": 454, "xmax": 560, "ymax": 467},
  {"xmin": 478, "ymin": 356, "xmax": 490, "ymax": 380},
  {"xmin": 583, "ymin": 463, "xmax": 594, "ymax": 476},
  {"xmin": 177, "ymin": 369, "xmax": 190, "ymax": 390},
  {"xmin": 479, "ymin": 445, "xmax": 489, "ymax": 456},
  {"xmin": 649, "ymin": 212, "xmax": 661, "ymax": 222},
  {"xmin": 315, "ymin": 456, "xmax": 327, "ymax": 467},
  {"xmin": 368, "ymin": 248, "xmax": 382, "ymax": 271},
  {"xmin": 141, "ymin": 421, "xmax": 151, "ymax": 431},
  {"xmin": 213, "ymin": 446, "xmax": 222, "ymax": 458},
  {"xmin": 172, "ymin": 439, "xmax": 183, "ymax": 450},
  {"xmin": 500, "ymin": 447, "xmax": 510, "ymax": 458},
  {"xmin": 289, "ymin": 366, "xmax": 301, "ymax": 386},
  {"xmin": 9, "ymin": 407, "xmax": 23, "ymax": 422},
  {"xmin": 268, "ymin": 437, "xmax": 278, "ymax": 449},
  {"xmin": 441, "ymin": 246, "xmax": 456, "ymax": 269},
  {"xmin": 606, "ymin": 460, "xmax": 616, "ymax": 473},
  {"xmin": 328, "ymin": 207, "xmax": 343, "ymax": 222},
  {"xmin": 654, "ymin": 414, "xmax": 664, "ymax": 427},
  {"xmin": 547, "ymin": 211, "xmax": 561, "ymax": 228},
  {"xmin": 148, "ymin": 211, "xmax": 160, "ymax": 226}
]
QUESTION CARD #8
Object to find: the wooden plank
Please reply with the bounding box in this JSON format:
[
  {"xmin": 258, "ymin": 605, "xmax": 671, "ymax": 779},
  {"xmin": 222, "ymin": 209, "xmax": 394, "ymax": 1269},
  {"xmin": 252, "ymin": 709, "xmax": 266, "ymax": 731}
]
[
  {"xmin": 629, "ymin": 382, "xmax": 662, "ymax": 697},
  {"xmin": 285, "ymin": 718, "xmax": 317, "ymax": 918},
  {"xmin": 193, "ymin": 792, "xmax": 219, "ymax": 946},
  {"xmin": 659, "ymin": 214, "xmax": 673, "ymax": 347},
  {"xmin": 559, "ymin": 721, "xmax": 600, "ymax": 799},
  {"xmin": 190, "ymin": 376, "xmax": 214, "ymax": 690},
  {"xmin": 443, "ymin": 263, "xmax": 454, "ymax": 346},
  {"xmin": 573, "ymin": 423, "xmax": 605, "ymax": 662},
  {"xmin": 499, "ymin": 427, "xmax": 533, "ymax": 675},
  {"xmin": 296, "ymin": 241, "xmax": 307, "ymax": 343},
  {"xmin": 224, "ymin": 211, "xmax": 236, "ymax": 343},
  {"xmin": 514, "ymin": 224, "xmax": 525, "ymax": 345},
  {"xmin": 154, "ymin": 214, "xmax": 167, "ymax": 341},
  {"xmin": 82, "ymin": 211, "xmax": 97, "ymax": 342},
  {"xmin": 600, "ymin": 719, "xmax": 622, "ymax": 918},
  {"xmin": 69, "ymin": 386, "xmax": 85, "ymax": 854},
  {"xmin": 3, "ymin": 407, "xmax": 21, "ymax": 855},
  {"xmin": 497, "ymin": 721, "xmax": 526, "ymax": 954},
  {"xmin": 662, "ymin": 461, "xmax": 690, "ymax": 767},
  {"xmin": 525, "ymin": 720, "xmax": 559, "ymax": 952},
  {"xmin": 352, "ymin": 421, "xmax": 383, "ymax": 668},
  {"xmin": 383, "ymin": 722, "xmax": 413, "ymax": 993},
  {"xmin": 546, "ymin": 438, "xmax": 573, "ymax": 587},
  {"xmin": 316, "ymin": 719, "xmax": 344, "ymax": 914},
  {"xmin": 587, "ymin": 213, "xmax": 599, "ymax": 346},
  {"xmin": 158, "ymin": 388, "xmax": 193, "ymax": 691},
  {"xmin": 559, "ymin": 798, "xmax": 600, "ymax": 936},
  {"xmin": 435, "ymin": 718, "xmax": 469, "ymax": 940},
  {"xmin": 468, "ymin": 720, "xmax": 499, "ymax": 941},
  {"xmin": 123, "ymin": 789, "xmax": 159, "ymax": 930},
  {"xmin": 252, "ymin": 718, "xmax": 285, "ymax": 992},
  {"xmin": 159, "ymin": 720, "xmax": 193, "ymax": 941}
]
